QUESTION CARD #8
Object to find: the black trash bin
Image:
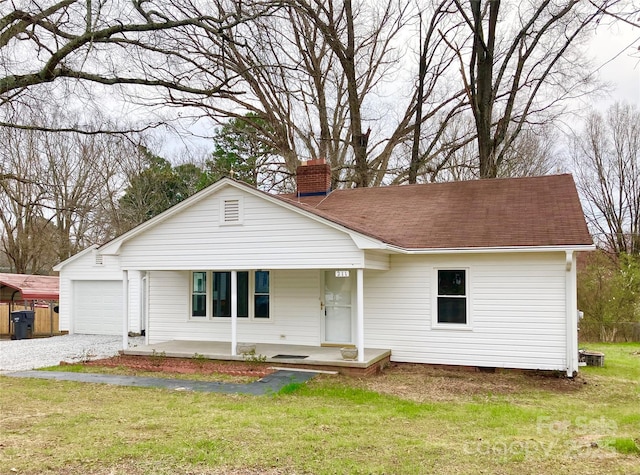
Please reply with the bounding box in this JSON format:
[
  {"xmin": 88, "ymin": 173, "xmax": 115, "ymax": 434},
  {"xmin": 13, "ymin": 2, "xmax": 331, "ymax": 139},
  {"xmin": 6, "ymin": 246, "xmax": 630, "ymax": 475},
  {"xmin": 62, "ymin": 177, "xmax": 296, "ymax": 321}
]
[{"xmin": 11, "ymin": 310, "xmax": 35, "ymax": 340}]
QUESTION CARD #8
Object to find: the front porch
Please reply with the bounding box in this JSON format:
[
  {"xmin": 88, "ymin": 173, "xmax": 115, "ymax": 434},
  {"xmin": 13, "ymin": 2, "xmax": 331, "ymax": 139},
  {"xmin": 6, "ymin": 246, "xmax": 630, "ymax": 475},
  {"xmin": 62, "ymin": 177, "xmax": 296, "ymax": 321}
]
[{"xmin": 124, "ymin": 341, "xmax": 392, "ymax": 376}]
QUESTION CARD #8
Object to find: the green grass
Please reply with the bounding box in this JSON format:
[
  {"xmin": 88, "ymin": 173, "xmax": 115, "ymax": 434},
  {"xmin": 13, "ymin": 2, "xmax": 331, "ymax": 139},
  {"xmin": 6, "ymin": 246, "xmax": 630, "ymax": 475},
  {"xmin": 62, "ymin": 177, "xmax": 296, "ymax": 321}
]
[
  {"xmin": 579, "ymin": 342, "xmax": 640, "ymax": 380},
  {"xmin": 601, "ymin": 437, "xmax": 640, "ymax": 455},
  {"xmin": 36, "ymin": 363, "xmax": 257, "ymax": 383},
  {"xmin": 1, "ymin": 343, "xmax": 639, "ymax": 474}
]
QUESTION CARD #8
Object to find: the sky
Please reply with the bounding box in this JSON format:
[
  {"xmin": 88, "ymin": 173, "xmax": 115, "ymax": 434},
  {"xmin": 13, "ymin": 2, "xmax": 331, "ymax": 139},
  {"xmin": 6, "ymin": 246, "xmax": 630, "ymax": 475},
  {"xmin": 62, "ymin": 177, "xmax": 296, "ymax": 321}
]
[{"xmin": 589, "ymin": 20, "xmax": 640, "ymax": 108}]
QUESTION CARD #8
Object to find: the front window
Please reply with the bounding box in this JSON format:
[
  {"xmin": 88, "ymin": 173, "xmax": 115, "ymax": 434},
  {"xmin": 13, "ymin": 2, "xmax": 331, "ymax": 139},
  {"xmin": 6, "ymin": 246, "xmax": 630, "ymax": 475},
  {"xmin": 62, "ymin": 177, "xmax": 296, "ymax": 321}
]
[
  {"xmin": 191, "ymin": 271, "xmax": 269, "ymax": 320},
  {"xmin": 254, "ymin": 271, "xmax": 270, "ymax": 318},
  {"xmin": 191, "ymin": 272, "xmax": 207, "ymax": 317},
  {"xmin": 436, "ymin": 269, "xmax": 467, "ymax": 325},
  {"xmin": 213, "ymin": 272, "xmax": 231, "ymax": 317},
  {"xmin": 238, "ymin": 271, "xmax": 249, "ymax": 318}
]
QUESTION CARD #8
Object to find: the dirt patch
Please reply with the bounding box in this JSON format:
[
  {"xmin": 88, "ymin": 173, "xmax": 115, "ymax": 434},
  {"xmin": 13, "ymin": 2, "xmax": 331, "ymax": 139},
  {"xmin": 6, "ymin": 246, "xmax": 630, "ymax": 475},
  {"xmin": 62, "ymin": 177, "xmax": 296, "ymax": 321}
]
[
  {"xmin": 80, "ymin": 354, "xmax": 275, "ymax": 378},
  {"xmin": 354, "ymin": 362, "xmax": 584, "ymax": 402}
]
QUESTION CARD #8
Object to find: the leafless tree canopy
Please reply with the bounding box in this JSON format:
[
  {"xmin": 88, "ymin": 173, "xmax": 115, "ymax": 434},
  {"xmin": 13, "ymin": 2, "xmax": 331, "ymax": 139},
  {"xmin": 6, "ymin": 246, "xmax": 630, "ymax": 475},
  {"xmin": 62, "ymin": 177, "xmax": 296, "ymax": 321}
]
[
  {"xmin": 447, "ymin": 0, "xmax": 603, "ymax": 178},
  {"xmin": 0, "ymin": 104, "xmax": 145, "ymax": 273},
  {"xmin": 572, "ymin": 103, "xmax": 640, "ymax": 255},
  {"xmin": 0, "ymin": 0, "xmax": 632, "ymax": 271},
  {"xmin": 0, "ymin": 0, "xmax": 278, "ymax": 132}
]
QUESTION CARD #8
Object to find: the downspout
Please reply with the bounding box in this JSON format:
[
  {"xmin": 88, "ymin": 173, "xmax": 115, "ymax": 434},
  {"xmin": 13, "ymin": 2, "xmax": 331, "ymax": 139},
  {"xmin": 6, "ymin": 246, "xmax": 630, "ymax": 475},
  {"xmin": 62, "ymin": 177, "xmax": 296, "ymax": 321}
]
[{"xmin": 565, "ymin": 251, "xmax": 578, "ymax": 377}]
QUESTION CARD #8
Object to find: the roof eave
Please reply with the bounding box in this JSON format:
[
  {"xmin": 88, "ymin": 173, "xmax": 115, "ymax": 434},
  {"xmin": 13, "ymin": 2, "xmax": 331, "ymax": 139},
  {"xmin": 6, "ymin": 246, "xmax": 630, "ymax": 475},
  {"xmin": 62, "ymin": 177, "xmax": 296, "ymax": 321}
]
[
  {"xmin": 19, "ymin": 292, "xmax": 59, "ymax": 300},
  {"xmin": 53, "ymin": 244, "xmax": 98, "ymax": 271},
  {"xmin": 384, "ymin": 244, "xmax": 596, "ymax": 254}
]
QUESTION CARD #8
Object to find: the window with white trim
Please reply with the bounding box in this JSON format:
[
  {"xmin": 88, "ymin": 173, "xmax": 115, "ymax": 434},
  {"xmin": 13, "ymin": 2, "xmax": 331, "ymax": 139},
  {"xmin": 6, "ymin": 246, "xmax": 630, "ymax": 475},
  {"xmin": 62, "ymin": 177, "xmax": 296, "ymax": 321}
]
[
  {"xmin": 191, "ymin": 271, "xmax": 207, "ymax": 317},
  {"xmin": 254, "ymin": 271, "xmax": 270, "ymax": 319},
  {"xmin": 435, "ymin": 269, "xmax": 469, "ymax": 326},
  {"xmin": 190, "ymin": 270, "xmax": 269, "ymax": 319},
  {"xmin": 212, "ymin": 271, "xmax": 231, "ymax": 317}
]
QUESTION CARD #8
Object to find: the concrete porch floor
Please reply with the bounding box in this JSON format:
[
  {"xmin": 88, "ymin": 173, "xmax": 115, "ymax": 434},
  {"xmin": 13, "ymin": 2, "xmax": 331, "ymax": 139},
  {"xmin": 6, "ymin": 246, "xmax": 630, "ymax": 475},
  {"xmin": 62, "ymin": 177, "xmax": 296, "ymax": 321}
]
[{"xmin": 124, "ymin": 341, "xmax": 392, "ymax": 375}]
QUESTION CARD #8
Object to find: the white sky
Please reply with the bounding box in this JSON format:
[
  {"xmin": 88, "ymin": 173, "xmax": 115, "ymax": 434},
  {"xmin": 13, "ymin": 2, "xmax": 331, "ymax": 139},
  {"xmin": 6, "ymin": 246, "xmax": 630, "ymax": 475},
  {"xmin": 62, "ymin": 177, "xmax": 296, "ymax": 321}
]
[{"xmin": 588, "ymin": 20, "xmax": 640, "ymax": 108}]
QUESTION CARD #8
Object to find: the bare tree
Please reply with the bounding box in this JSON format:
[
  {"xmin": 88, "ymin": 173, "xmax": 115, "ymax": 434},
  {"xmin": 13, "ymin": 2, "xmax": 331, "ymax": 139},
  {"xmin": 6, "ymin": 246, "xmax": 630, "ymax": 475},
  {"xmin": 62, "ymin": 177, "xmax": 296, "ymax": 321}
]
[
  {"xmin": 0, "ymin": 104, "xmax": 145, "ymax": 271},
  {"xmin": 0, "ymin": 124, "xmax": 52, "ymax": 273},
  {"xmin": 408, "ymin": 1, "xmax": 469, "ymax": 184},
  {"xmin": 448, "ymin": 0, "xmax": 604, "ymax": 178},
  {"xmin": 0, "ymin": 0, "xmax": 278, "ymax": 132},
  {"xmin": 40, "ymin": 118, "xmax": 143, "ymax": 259},
  {"xmin": 591, "ymin": 0, "xmax": 640, "ymax": 29},
  {"xmin": 571, "ymin": 102, "xmax": 640, "ymax": 255},
  {"xmin": 170, "ymin": 0, "xmax": 435, "ymax": 188}
]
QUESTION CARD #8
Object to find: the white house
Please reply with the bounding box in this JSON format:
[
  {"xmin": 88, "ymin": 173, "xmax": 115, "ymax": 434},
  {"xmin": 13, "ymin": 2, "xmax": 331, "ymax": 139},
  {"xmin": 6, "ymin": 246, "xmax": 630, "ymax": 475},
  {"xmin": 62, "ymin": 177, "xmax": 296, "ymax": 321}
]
[{"xmin": 54, "ymin": 160, "xmax": 594, "ymax": 376}]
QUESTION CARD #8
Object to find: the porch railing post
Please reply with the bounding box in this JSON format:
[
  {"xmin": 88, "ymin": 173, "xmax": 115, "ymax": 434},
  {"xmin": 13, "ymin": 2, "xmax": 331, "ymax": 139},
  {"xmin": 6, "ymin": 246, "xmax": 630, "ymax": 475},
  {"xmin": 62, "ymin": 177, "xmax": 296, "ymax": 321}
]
[
  {"xmin": 231, "ymin": 270, "xmax": 237, "ymax": 356},
  {"xmin": 357, "ymin": 268, "xmax": 364, "ymax": 362}
]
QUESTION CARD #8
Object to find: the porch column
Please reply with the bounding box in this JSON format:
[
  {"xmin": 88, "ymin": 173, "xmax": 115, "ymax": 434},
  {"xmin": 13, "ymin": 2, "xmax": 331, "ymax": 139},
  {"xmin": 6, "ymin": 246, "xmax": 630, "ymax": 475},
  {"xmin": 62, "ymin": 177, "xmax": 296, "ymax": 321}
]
[
  {"xmin": 357, "ymin": 268, "xmax": 364, "ymax": 362},
  {"xmin": 122, "ymin": 270, "xmax": 129, "ymax": 351},
  {"xmin": 231, "ymin": 270, "xmax": 237, "ymax": 356}
]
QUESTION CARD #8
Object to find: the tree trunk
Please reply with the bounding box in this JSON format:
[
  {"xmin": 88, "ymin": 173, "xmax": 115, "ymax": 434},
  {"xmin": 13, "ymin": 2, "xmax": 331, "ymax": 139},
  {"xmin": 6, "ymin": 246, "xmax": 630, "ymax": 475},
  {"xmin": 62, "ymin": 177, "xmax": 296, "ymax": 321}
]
[
  {"xmin": 344, "ymin": 0, "xmax": 368, "ymax": 187},
  {"xmin": 470, "ymin": 0, "xmax": 500, "ymax": 179}
]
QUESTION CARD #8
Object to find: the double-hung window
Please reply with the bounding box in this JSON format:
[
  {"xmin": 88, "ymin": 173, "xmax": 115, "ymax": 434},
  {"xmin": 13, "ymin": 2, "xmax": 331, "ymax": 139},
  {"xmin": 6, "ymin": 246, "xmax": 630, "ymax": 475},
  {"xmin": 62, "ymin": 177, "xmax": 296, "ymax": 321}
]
[
  {"xmin": 254, "ymin": 271, "xmax": 270, "ymax": 319},
  {"xmin": 191, "ymin": 272, "xmax": 207, "ymax": 317},
  {"xmin": 434, "ymin": 269, "xmax": 469, "ymax": 327}
]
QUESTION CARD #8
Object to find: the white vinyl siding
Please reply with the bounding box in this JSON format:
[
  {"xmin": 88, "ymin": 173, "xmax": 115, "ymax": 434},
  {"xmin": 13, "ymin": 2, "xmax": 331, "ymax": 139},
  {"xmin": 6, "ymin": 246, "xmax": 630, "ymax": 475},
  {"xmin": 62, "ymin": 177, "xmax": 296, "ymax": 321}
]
[
  {"xmin": 364, "ymin": 252, "xmax": 569, "ymax": 371},
  {"xmin": 116, "ymin": 187, "xmax": 364, "ymax": 270},
  {"xmin": 364, "ymin": 251, "xmax": 390, "ymax": 270},
  {"xmin": 147, "ymin": 269, "xmax": 320, "ymax": 345}
]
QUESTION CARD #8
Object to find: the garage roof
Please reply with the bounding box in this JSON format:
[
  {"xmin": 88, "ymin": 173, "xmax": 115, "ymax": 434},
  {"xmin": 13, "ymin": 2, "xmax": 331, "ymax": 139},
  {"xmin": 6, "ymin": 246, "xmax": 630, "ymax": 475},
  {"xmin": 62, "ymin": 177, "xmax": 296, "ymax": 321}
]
[{"xmin": 0, "ymin": 273, "xmax": 59, "ymax": 300}]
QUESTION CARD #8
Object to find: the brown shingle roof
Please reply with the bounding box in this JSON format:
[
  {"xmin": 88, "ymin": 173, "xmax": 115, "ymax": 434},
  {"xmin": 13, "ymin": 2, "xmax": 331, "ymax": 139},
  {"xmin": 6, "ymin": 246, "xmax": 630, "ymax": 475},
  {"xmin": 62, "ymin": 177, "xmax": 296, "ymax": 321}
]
[{"xmin": 277, "ymin": 174, "xmax": 592, "ymax": 249}]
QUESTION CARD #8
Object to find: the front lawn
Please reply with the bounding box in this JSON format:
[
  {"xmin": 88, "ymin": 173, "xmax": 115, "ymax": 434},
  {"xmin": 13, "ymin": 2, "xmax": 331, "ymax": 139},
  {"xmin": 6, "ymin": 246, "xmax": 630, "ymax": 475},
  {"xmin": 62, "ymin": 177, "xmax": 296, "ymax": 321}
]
[{"xmin": 1, "ymin": 343, "xmax": 638, "ymax": 474}]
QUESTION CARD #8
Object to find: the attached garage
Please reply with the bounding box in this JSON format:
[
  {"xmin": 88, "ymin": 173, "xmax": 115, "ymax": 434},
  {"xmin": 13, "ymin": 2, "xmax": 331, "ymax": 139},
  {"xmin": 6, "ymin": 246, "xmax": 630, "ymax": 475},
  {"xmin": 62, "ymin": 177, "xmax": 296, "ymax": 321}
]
[
  {"xmin": 54, "ymin": 245, "xmax": 142, "ymax": 336},
  {"xmin": 72, "ymin": 280, "xmax": 122, "ymax": 335}
]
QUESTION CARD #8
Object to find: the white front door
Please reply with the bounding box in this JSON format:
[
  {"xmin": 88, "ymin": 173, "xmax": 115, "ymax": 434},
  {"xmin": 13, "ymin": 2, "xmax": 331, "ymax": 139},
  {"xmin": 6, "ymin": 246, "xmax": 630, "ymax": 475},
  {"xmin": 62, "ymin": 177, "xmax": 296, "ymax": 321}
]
[{"xmin": 323, "ymin": 270, "xmax": 354, "ymax": 344}]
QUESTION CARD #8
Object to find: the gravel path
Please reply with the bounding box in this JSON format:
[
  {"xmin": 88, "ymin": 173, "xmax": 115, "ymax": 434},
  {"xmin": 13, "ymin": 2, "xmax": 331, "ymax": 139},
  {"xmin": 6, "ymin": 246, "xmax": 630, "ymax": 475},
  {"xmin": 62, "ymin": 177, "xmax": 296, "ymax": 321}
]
[{"xmin": 0, "ymin": 334, "xmax": 145, "ymax": 372}]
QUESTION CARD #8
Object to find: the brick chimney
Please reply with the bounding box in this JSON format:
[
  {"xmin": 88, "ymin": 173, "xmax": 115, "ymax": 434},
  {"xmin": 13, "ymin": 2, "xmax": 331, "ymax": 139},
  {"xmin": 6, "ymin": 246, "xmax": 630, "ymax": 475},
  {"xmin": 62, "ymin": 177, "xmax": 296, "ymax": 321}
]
[{"xmin": 296, "ymin": 158, "xmax": 332, "ymax": 197}]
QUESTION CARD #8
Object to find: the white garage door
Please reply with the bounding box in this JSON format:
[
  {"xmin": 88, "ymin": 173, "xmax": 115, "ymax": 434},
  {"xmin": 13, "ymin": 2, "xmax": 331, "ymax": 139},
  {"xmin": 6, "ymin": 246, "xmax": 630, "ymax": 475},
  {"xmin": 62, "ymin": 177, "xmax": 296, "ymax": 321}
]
[{"xmin": 73, "ymin": 281, "xmax": 123, "ymax": 335}]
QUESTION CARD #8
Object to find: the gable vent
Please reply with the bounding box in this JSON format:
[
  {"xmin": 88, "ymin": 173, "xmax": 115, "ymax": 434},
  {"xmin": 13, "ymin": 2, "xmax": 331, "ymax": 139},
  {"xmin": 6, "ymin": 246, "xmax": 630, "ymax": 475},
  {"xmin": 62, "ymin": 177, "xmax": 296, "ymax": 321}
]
[
  {"xmin": 94, "ymin": 253, "xmax": 104, "ymax": 265},
  {"xmin": 222, "ymin": 198, "xmax": 243, "ymax": 225}
]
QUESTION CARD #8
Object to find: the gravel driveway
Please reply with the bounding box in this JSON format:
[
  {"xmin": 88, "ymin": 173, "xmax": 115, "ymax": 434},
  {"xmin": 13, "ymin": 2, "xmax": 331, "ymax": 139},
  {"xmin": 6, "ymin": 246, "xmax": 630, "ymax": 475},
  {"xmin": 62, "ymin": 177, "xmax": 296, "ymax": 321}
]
[{"xmin": 0, "ymin": 334, "xmax": 144, "ymax": 372}]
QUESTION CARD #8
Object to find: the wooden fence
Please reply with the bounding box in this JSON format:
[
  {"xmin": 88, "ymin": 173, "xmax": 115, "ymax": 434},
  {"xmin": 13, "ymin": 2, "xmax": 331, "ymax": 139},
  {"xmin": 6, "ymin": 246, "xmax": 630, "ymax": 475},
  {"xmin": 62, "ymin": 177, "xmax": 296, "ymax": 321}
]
[{"xmin": 0, "ymin": 303, "xmax": 60, "ymax": 338}]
